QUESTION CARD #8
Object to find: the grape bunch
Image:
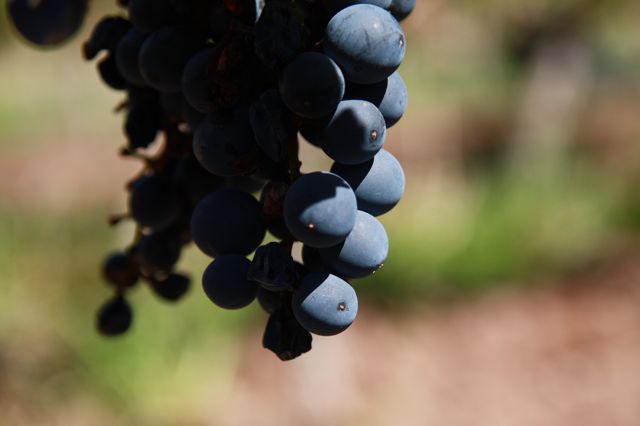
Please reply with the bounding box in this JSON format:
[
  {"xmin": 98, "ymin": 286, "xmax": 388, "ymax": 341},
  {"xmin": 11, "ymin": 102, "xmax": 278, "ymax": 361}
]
[{"xmin": 8, "ymin": 0, "xmax": 413, "ymax": 360}]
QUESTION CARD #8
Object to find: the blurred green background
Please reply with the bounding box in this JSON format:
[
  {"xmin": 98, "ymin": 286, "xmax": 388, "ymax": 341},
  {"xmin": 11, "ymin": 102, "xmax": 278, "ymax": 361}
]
[{"xmin": 1, "ymin": 1, "xmax": 640, "ymax": 425}]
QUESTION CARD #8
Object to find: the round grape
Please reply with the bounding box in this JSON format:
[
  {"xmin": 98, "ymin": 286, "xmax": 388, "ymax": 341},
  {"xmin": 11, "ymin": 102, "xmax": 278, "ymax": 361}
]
[
  {"xmin": 321, "ymin": 100, "xmax": 386, "ymax": 165},
  {"xmin": 191, "ymin": 189, "xmax": 266, "ymax": 257},
  {"xmin": 202, "ymin": 255, "xmax": 258, "ymax": 309},
  {"xmin": 193, "ymin": 109, "xmax": 259, "ymax": 177},
  {"xmin": 115, "ymin": 29, "xmax": 148, "ymax": 87},
  {"xmin": 318, "ymin": 211, "xmax": 389, "ymax": 278},
  {"xmin": 389, "ymin": 0, "xmax": 416, "ymax": 22},
  {"xmin": 96, "ymin": 296, "xmax": 133, "ymax": 336},
  {"xmin": 102, "ymin": 252, "xmax": 138, "ymax": 288},
  {"xmin": 139, "ymin": 26, "xmax": 204, "ymax": 93},
  {"xmin": 129, "ymin": 175, "xmax": 181, "ymax": 230},
  {"xmin": 292, "ymin": 272, "xmax": 358, "ymax": 336},
  {"xmin": 331, "ymin": 149, "xmax": 405, "ymax": 216},
  {"xmin": 346, "ymin": 71, "xmax": 407, "ymax": 128},
  {"xmin": 7, "ymin": 0, "xmax": 87, "ymax": 48},
  {"xmin": 279, "ymin": 52, "xmax": 345, "ymax": 119},
  {"xmin": 324, "ymin": 4, "xmax": 406, "ymax": 84},
  {"xmin": 283, "ymin": 172, "xmax": 357, "ymax": 248}
]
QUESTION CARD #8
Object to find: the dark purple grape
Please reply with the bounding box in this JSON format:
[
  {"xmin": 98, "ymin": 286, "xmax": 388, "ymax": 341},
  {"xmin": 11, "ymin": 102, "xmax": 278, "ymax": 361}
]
[
  {"xmin": 8, "ymin": 0, "xmax": 88, "ymax": 48},
  {"xmin": 102, "ymin": 252, "xmax": 139, "ymax": 288},
  {"xmin": 97, "ymin": 296, "xmax": 133, "ymax": 336},
  {"xmin": 150, "ymin": 273, "xmax": 191, "ymax": 302},
  {"xmin": 202, "ymin": 255, "xmax": 258, "ymax": 310},
  {"xmin": 263, "ymin": 306, "xmax": 312, "ymax": 361}
]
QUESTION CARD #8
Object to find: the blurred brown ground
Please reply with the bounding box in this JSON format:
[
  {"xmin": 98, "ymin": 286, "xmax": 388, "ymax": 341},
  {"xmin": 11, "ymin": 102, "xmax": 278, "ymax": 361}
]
[
  {"xmin": 219, "ymin": 253, "xmax": 640, "ymax": 426},
  {"xmin": 5, "ymin": 255, "xmax": 638, "ymax": 426}
]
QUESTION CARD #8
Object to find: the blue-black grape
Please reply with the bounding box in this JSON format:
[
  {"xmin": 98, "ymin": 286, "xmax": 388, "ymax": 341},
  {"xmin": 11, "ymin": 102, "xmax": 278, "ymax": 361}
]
[
  {"xmin": 331, "ymin": 149, "xmax": 405, "ymax": 216},
  {"xmin": 175, "ymin": 155, "xmax": 224, "ymax": 205},
  {"xmin": 389, "ymin": 0, "xmax": 415, "ymax": 21},
  {"xmin": 323, "ymin": 0, "xmax": 391, "ymax": 17},
  {"xmin": 318, "ymin": 210, "xmax": 388, "ymax": 278},
  {"xmin": 253, "ymin": 1, "xmax": 308, "ymax": 71},
  {"xmin": 321, "ymin": 100, "xmax": 386, "ymax": 165},
  {"xmin": 160, "ymin": 92, "xmax": 186, "ymax": 122},
  {"xmin": 125, "ymin": 90, "xmax": 163, "ymax": 149},
  {"xmin": 137, "ymin": 230, "xmax": 182, "ymax": 274},
  {"xmin": 97, "ymin": 296, "xmax": 133, "ymax": 336},
  {"xmin": 291, "ymin": 272, "xmax": 358, "ymax": 336},
  {"xmin": 263, "ymin": 306, "xmax": 312, "ymax": 360},
  {"xmin": 260, "ymin": 180, "xmax": 292, "ymax": 240},
  {"xmin": 324, "ymin": 4, "xmax": 406, "ymax": 84},
  {"xmin": 128, "ymin": 0, "xmax": 175, "ymax": 34},
  {"xmin": 193, "ymin": 109, "xmax": 259, "ymax": 177},
  {"xmin": 283, "ymin": 172, "xmax": 357, "ymax": 248},
  {"xmin": 191, "ymin": 189, "xmax": 266, "ymax": 257},
  {"xmin": 346, "ymin": 71, "xmax": 407, "ymax": 128},
  {"xmin": 224, "ymin": 0, "xmax": 264, "ymax": 25},
  {"xmin": 202, "ymin": 255, "xmax": 258, "ymax": 309},
  {"xmin": 129, "ymin": 175, "xmax": 181, "ymax": 230},
  {"xmin": 257, "ymin": 288, "xmax": 284, "ymax": 314},
  {"xmin": 298, "ymin": 115, "xmax": 332, "ymax": 148},
  {"xmin": 115, "ymin": 28, "xmax": 148, "ymax": 87},
  {"xmin": 139, "ymin": 26, "xmax": 204, "ymax": 93},
  {"xmin": 250, "ymin": 90, "xmax": 295, "ymax": 163},
  {"xmin": 97, "ymin": 54, "xmax": 128, "ymax": 91},
  {"xmin": 226, "ymin": 176, "xmax": 266, "ymax": 194},
  {"xmin": 279, "ymin": 52, "xmax": 345, "ymax": 119},
  {"xmin": 182, "ymin": 48, "xmax": 218, "ymax": 114},
  {"xmin": 182, "ymin": 100, "xmax": 205, "ymax": 132},
  {"xmin": 301, "ymin": 245, "xmax": 326, "ymax": 272},
  {"xmin": 7, "ymin": 0, "xmax": 87, "ymax": 47},
  {"xmin": 83, "ymin": 16, "xmax": 131, "ymax": 60},
  {"xmin": 102, "ymin": 252, "xmax": 139, "ymax": 288},
  {"xmin": 150, "ymin": 273, "xmax": 191, "ymax": 302},
  {"xmin": 247, "ymin": 243, "xmax": 298, "ymax": 291}
]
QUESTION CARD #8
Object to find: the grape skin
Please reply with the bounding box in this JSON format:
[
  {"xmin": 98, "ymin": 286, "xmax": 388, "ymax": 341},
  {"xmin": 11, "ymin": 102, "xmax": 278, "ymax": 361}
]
[
  {"xmin": 283, "ymin": 172, "xmax": 358, "ymax": 248},
  {"xmin": 193, "ymin": 109, "xmax": 259, "ymax": 177},
  {"xmin": 137, "ymin": 230, "xmax": 182, "ymax": 275},
  {"xmin": 128, "ymin": 0, "xmax": 175, "ymax": 34},
  {"xmin": 346, "ymin": 71, "xmax": 408, "ymax": 128},
  {"xmin": 182, "ymin": 48, "xmax": 219, "ymax": 114},
  {"xmin": 97, "ymin": 296, "xmax": 133, "ymax": 336},
  {"xmin": 389, "ymin": 0, "xmax": 416, "ymax": 22},
  {"xmin": 115, "ymin": 29, "xmax": 148, "ymax": 87},
  {"xmin": 292, "ymin": 272, "xmax": 358, "ymax": 336},
  {"xmin": 202, "ymin": 255, "xmax": 258, "ymax": 310},
  {"xmin": 138, "ymin": 26, "xmax": 204, "ymax": 93},
  {"xmin": 150, "ymin": 273, "xmax": 191, "ymax": 302},
  {"xmin": 331, "ymin": 149, "xmax": 405, "ymax": 217},
  {"xmin": 7, "ymin": 0, "xmax": 87, "ymax": 47},
  {"xmin": 102, "ymin": 252, "xmax": 139, "ymax": 288},
  {"xmin": 257, "ymin": 288, "xmax": 284, "ymax": 314},
  {"xmin": 323, "ymin": 0, "xmax": 392, "ymax": 17},
  {"xmin": 324, "ymin": 4, "xmax": 406, "ymax": 84},
  {"xmin": 279, "ymin": 52, "xmax": 345, "ymax": 119},
  {"xmin": 321, "ymin": 100, "xmax": 387, "ymax": 165},
  {"xmin": 190, "ymin": 189, "xmax": 266, "ymax": 258},
  {"xmin": 318, "ymin": 211, "xmax": 389, "ymax": 279},
  {"xmin": 129, "ymin": 175, "xmax": 181, "ymax": 230}
]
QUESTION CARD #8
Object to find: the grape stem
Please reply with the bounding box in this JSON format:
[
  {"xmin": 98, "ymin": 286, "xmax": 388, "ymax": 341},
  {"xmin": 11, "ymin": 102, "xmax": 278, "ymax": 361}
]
[{"xmin": 288, "ymin": 129, "xmax": 302, "ymax": 182}]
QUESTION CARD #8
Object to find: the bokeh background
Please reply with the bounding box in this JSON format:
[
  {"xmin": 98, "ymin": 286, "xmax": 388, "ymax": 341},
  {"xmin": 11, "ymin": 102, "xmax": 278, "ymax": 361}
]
[{"xmin": 1, "ymin": 1, "xmax": 640, "ymax": 425}]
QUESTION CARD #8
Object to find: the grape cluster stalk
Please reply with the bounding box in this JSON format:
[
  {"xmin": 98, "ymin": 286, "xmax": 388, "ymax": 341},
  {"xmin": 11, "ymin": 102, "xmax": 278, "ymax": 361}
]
[{"xmin": 6, "ymin": 0, "xmax": 414, "ymax": 361}]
